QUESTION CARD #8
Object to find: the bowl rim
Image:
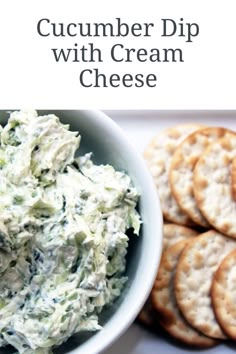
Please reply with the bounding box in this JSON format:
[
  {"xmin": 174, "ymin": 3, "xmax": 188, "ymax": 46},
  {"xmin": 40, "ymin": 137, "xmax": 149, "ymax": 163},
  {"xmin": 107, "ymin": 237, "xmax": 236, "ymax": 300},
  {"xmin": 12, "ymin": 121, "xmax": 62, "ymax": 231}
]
[{"xmin": 68, "ymin": 110, "xmax": 163, "ymax": 354}]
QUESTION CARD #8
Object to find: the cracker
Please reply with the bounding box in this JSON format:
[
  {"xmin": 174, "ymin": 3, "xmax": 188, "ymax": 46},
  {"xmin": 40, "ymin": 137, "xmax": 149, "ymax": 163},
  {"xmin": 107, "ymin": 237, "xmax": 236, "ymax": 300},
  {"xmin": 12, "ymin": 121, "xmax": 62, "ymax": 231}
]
[
  {"xmin": 138, "ymin": 223, "xmax": 198, "ymax": 328},
  {"xmin": 193, "ymin": 132, "xmax": 236, "ymax": 237},
  {"xmin": 138, "ymin": 223, "xmax": 197, "ymax": 327},
  {"xmin": 152, "ymin": 240, "xmax": 217, "ymax": 347},
  {"xmin": 144, "ymin": 124, "xmax": 204, "ymax": 225},
  {"xmin": 137, "ymin": 297, "xmax": 158, "ymax": 328},
  {"xmin": 211, "ymin": 249, "xmax": 236, "ymax": 339},
  {"xmin": 231, "ymin": 156, "xmax": 236, "ymax": 201},
  {"xmin": 163, "ymin": 223, "xmax": 198, "ymax": 251},
  {"xmin": 169, "ymin": 127, "xmax": 231, "ymax": 227},
  {"xmin": 175, "ymin": 230, "xmax": 236, "ymax": 339}
]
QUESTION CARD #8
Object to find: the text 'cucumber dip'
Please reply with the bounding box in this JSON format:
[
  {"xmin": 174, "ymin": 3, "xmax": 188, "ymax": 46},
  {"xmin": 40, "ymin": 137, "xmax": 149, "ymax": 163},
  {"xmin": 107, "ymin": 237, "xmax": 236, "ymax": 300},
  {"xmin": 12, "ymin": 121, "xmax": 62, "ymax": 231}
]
[{"xmin": 0, "ymin": 111, "xmax": 141, "ymax": 354}]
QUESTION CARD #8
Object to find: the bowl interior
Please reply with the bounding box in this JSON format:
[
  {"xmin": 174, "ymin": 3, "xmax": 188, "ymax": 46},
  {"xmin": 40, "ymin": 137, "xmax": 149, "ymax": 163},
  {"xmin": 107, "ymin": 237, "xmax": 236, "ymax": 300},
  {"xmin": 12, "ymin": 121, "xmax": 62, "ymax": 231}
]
[{"xmin": 0, "ymin": 110, "xmax": 162, "ymax": 354}]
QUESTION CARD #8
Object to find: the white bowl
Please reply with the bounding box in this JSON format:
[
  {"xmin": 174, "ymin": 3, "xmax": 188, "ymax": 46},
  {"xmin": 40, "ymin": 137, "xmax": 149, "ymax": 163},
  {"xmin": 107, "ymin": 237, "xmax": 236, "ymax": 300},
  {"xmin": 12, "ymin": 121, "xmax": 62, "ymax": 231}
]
[{"xmin": 0, "ymin": 110, "xmax": 163, "ymax": 354}]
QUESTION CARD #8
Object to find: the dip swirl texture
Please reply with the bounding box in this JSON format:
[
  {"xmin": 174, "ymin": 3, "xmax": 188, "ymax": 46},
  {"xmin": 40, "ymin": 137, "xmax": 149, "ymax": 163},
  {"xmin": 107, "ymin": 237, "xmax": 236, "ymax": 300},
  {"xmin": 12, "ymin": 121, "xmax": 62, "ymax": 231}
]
[{"xmin": 0, "ymin": 111, "xmax": 140, "ymax": 354}]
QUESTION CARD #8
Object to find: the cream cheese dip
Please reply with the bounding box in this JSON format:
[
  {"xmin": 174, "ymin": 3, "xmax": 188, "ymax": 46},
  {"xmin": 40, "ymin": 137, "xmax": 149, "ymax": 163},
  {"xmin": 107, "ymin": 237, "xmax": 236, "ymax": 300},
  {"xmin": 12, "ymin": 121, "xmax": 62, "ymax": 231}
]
[{"xmin": 0, "ymin": 110, "xmax": 141, "ymax": 354}]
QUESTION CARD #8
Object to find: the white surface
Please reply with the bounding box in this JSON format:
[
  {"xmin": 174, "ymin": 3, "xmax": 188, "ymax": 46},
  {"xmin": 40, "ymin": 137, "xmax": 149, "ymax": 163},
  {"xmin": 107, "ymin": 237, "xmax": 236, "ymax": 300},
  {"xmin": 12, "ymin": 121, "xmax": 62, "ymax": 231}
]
[
  {"xmin": 106, "ymin": 110, "xmax": 236, "ymax": 154},
  {"xmin": 103, "ymin": 110, "xmax": 236, "ymax": 354},
  {"xmin": 1, "ymin": 0, "xmax": 236, "ymax": 109}
]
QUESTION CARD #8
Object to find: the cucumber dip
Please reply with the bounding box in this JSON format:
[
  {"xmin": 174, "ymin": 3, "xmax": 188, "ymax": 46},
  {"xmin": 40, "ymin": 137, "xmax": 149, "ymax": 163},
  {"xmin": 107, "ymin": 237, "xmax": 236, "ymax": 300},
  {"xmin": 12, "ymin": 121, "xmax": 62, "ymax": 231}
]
[{"xmin": 0, "ymin": 110, "xmax": 141, "ymax": 354}]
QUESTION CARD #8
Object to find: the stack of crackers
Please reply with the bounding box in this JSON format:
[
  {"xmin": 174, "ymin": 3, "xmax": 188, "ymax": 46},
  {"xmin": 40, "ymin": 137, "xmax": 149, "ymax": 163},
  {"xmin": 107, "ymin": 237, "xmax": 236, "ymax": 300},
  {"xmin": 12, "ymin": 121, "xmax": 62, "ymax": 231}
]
[{"xmin": 139, "ymin": 125, "xmax": 236, "ymax": 348}]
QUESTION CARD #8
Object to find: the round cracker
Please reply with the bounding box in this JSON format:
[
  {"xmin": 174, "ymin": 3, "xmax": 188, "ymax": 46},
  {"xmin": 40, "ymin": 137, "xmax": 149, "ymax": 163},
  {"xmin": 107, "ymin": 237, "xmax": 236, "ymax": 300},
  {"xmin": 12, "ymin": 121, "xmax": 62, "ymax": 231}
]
[
  {"xmin": 170, "ymin": 127, "xmax": 231, "ymax": 227},
  {"xmin": 193, "ymin": 132, "xmax": 236, "ymax": 237},
  {"xmin": 175, "ymin": 230, "xmax": 236, "ymax": 339},
  {"xmin": 163, "ymin": 223, "xmax": 198, "ymax": 251},
  {"xmin": 137, "ymin": 297, "xmax": 158, "ymax": 328},
  {"xmin": 138, "ymin": 223, "xmax": 198, "ymax": 328},
  {"xmin": 152, "ymin": 240, "xmax": 217, "ymax": 347},
  {"xmin": 211, "ymin": 249, "xmax": 236, "ymax": 339},
  {"xmin": 144, "ymin": 124, "xmax": 204, "ymax": 225}
]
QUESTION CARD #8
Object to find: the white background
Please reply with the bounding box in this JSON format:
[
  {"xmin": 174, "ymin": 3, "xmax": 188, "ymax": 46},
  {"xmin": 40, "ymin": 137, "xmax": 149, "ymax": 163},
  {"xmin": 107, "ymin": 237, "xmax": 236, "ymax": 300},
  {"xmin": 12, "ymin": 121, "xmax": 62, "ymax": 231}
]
[{"xmin": 0, "ymin": 0, "xmax": 236, "ymax": 109}]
